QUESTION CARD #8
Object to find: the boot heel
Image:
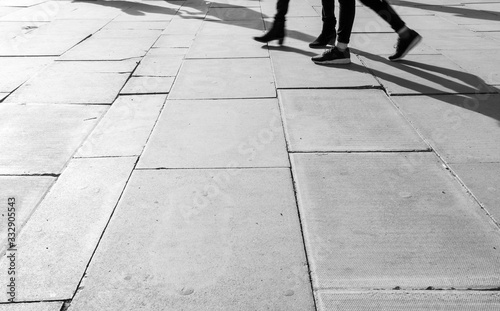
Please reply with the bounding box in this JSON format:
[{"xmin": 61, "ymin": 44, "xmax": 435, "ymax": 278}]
[{"xmin": 278, "ymin": 37, "xmax": 284, "ymax": 45}]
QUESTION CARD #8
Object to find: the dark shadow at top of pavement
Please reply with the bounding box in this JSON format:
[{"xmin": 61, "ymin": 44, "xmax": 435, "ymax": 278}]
[
  {"xmin": 74, "ymin": 0, "xmax": 178, "ymax": 16},
  {"xmin": 394, "ymin": 0, "xmax": 500, "ymax": 23},
  {"xmin": 76, "ymin": 0, "xmax": 315, "ymax": 43}
]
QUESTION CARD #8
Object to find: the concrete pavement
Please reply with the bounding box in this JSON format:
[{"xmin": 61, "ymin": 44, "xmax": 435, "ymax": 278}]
[{"xmin": 0, "ymin": 0, "xmax": 500, "ymax": 310}]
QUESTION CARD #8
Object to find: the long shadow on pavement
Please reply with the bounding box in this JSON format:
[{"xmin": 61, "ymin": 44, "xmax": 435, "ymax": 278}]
[
  {"xmin": 78, "ymin": 0, "xmax": 316, "ymax": 43},
  {"xmin": 394, "ymin": 0, "xmax": 500, "ymax": 23},
  {"xmin": 349, "ymin": 49, "xmax": 500, "ymax": 127}
]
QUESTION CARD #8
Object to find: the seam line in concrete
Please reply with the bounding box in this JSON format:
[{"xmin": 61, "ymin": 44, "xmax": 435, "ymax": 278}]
[
  {"xmin": 134, "ymin": 166, "xmax": 291, "ymax": 171},
  {"xmin": 389, "ymin": 91, "xmax": 499, "ymax": 96},
  {"xmin": 289, "ymin": 149, "xmax": 433, "ymax": 154},
  {"xmin": 277, "ymin": 85, "xmax": 383, "ymax": 90},
  {"xmin": 0, "ymin": 173, "xmax": 60, "ymax": 177},
  {"xmin": 0, "ymin": 298, "xmax": 70, "ymax": 305},
  {"xmin": 166, "ymin": 96, "xmax": 279, "ymax": 100},
  {"xmin": 73, "ymin": 155, "xmax": 139, "ymax": 159},
  {"xmin": 120, "ymin": 92, "xmax": 169, "ymax": 95},
  {"xmin": 313, "ymin": 286, "xmax": 500, "ymax": 291}
]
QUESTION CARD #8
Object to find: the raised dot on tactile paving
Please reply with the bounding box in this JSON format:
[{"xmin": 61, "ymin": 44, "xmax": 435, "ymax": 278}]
[
  {"xmin": 284, "ymin": 289, "xmax": 294, "ymax": 296},
  {"xmin": 180, "ymin": 287, "xmax": 194, "ymax": 295}
]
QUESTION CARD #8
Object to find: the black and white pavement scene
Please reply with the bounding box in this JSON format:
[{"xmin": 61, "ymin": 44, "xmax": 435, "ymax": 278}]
[{"xmin": 1, "ymin": 0, "xmax": 500, "ymax": 310}]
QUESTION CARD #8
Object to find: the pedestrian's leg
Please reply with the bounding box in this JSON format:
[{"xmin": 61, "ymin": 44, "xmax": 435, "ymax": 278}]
[
  {"xmin": 311, "ymin": 0, "xmax": 355, "ymax": 65},
  {"xmin": 358, "ymin": 0, "xmax": 422, "ymax": 61},
  {"xmin": 336, "ymin": 0, "xmax": 355, "ymax": 45},
  {"xmin": 274, "ymin": 0, "xmax": 290, "ymax": 22},
  {"xmin": 309, "ymin": 0, "xmax": 337, "ymax": 48},
  {"xmin": 254, "ymin": 0, "xmax": 289, "ymax": 44},
  {"xmin": 357, "ymin": 0, "xmax": 405, "ymax": 32}
]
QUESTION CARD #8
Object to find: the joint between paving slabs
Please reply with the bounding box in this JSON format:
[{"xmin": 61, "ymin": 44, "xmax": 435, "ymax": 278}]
[
  {"xmin": 276, "ymin": 85, "xmax": 384, "ymax": 91},
  {"xmin": 134, "ymin": 166, "xmax": 291, "ymax": 171},
  {"xmin": 288, "ymin": 149, "xmax": 433, "ymax": 154},
  {"xmin": 0, "ymin": 173, "xmax": 61, "ymax": 177},
  {"xmin": 68, "ymin": 158, "xmax": 139, "ymax": 307},
  {"xmin": 287, "ymin": 162, "xmax": 320, "ymax": 311},
  {"xmin": 443, "ymin": 164, "xmax": 500, "ymax": 230},
  {"xmin": 388, "ymin": 91, "xmax": 500, "ymax": 97}
]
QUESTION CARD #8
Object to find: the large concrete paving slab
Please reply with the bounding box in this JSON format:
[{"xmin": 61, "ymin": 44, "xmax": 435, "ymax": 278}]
[
  {"xmin": 0, "ymin": 176, "xmax": 55, "ymax": 250},
  {"xmin": 0, "ymin": 302, "xmax": 63, "ymax": 311},
  {"xmin": 162, "ymin": 18, "xmax": 203, "ymax": 34},
  {"xmin": 0, "ymin": 1, "xmax": 65, "ymax": 22},
  {"xmin": 0, "ymin": 21, "xmax": 49, "ymax": 40},
  {"xmin": 359, "ymin": 54, "xmax": 493, "ymax": 95},
  {"xmin": 67, "ymin": 168, "xmax": 315, "ymax": 310},
  {"xmin": 260, "ymin": 0, "xmax": 318, "ymax": 18},
  {"xmin": 113, "ymin": 1, "xmax": 180, "ymax": 22},
  {"xmin": 451, "ymin": 162, "xmax": 500, "ymax": 222},
  {"xmin": 0, "ymin": 104, "xmax": 106, "ymax": 174},
  {"xmin": 60, "ymin": 36, "xmax": 157, "ymax": 61},
  {"xmin": 90, "ymin": 28, "xmax": 163, "ymax": 39},
  {"xmin": 133, "ymin": 50, "xmax": 184, "ymax": 76},
  {"xmin": 4, "ymin": 61, "xmax": 130, "ymax": 104},
  {"xmin": 349, "ymin": 33, "xmax": 438, "ymax": 56},
  {"xmin": 270, "ymin": 50, "xmax": 378, "ymax": 89},
  {"xmin": 439, "ymin": 49, "xmax": 500, "ymax": 86},
  {"xmin": 197, "ymin": 20, "xmax": 264, "ymax": 36},
  {"xmin": 153, "ymin": 34, "xmax": 195, "ymax": 48},
  {"xmin": 0, "ymin": 33, "xmax": 90, "ymax": 56},
  {"xmin": 279, "ymin": 89, "xmax": 427, "ymax": 152},
  {"xmin": 0, "ymin": 57, "xmax": 54, "ymax": 92},
  {"xmin": 465, "ymin": 20, "xmax": 500, "ymax": 32},
  {"xmin": 137, "ymin": 99, "xmax": 289, "ymax": 169},
  {"xmin": 46, "ymin": 58, "xmax": 140, "ymax": 73},
  {"xmin": 120, "ymin": 76, "xmax": 175, "ymax": 94},
  {"xmin": 403, "ymin": 14, "xmax": 464, "ymax": 31},
  {"xmin": 392, "ymin": 94, "xmax": 500, "ymax": 163},
  {"xmin": 54, "ymin": 1, "xmax": 126, "ymax": 20},
  {"xmin": 0, "ymin": 7, "xmax": 21, "ymax": 18},
  {"xmin": 169, "ymin": 58, "xmax": 276, "ymax": 99},
  {"xmin": 206, "ymin": 7, "xmax": 262, "ymax": 21},
  {"xmin": 291, "ymin": 152, "xmax": 500, "ymax": 289},
  {"xmin": 210, "ymin": 0, "xmax": 261, "ymax": 7},
  {"xmin": 437, "ymin": 6, "xmax": 500, "ymax": 26},
  {"xmin": 175, "ymin": 2, "xmax": 209, "ymax": 19},
  {"xmin": 76, "ymin": 95, "xmax": 166, "ymax": 157},
  {"xmin": 0, "ymin": 157, "xmax": 136, "ymax": 301},
  {"xmin": 186, "ymin": 34, "xmax": 269, "ymax": 58},
  {"xmin": 103, "ymin": 20, "xmax": 170, "ymax": 30},
  {"xmin": 317, "ymin": 291, "xmax": 500, "ymax": 311},
  {"xmin": 418, "ymin": 29, "xmax": 500, "ymax": 50},
  {"xmin": 32, "ymin": 19, "xmax": 109, "ymax": 36},
  {"xmin": 350, "ymin": 16, "xmax": 393, "ymax": 33}
]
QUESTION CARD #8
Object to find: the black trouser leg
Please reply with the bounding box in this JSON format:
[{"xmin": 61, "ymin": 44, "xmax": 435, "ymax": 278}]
[
  {"xmin": 321, "ymin": 0, "xmax": 336, "ymax": 24},
  {"xmin": 357, "ymin": 0, "xmax": 405, "ymax": 32},
  {"xmin": 337, "ymin": 0, "xmax": 356, "ymax": 44},
  {"xmin": 275, "ymin": 0, "xmax": 290, "ymax": 21}
]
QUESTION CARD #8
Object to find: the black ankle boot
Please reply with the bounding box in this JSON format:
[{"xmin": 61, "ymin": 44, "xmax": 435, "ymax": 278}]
[
  {"xmin": 254, "ymin": 20, "xmax": 285, "ymax": 45},
  {"xmin": 309, "ymin": 21, "xmax": 336, "ymax": 48}
]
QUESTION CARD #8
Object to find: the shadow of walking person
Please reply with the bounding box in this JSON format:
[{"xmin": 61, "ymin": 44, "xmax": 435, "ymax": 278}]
[
  {"xmin": 349, "ymin": 49, "xmax": 500, "ymax": 125},
  {"xmin": 77, "ymin": 0, "xmax": 316, "ymax": 42}
]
